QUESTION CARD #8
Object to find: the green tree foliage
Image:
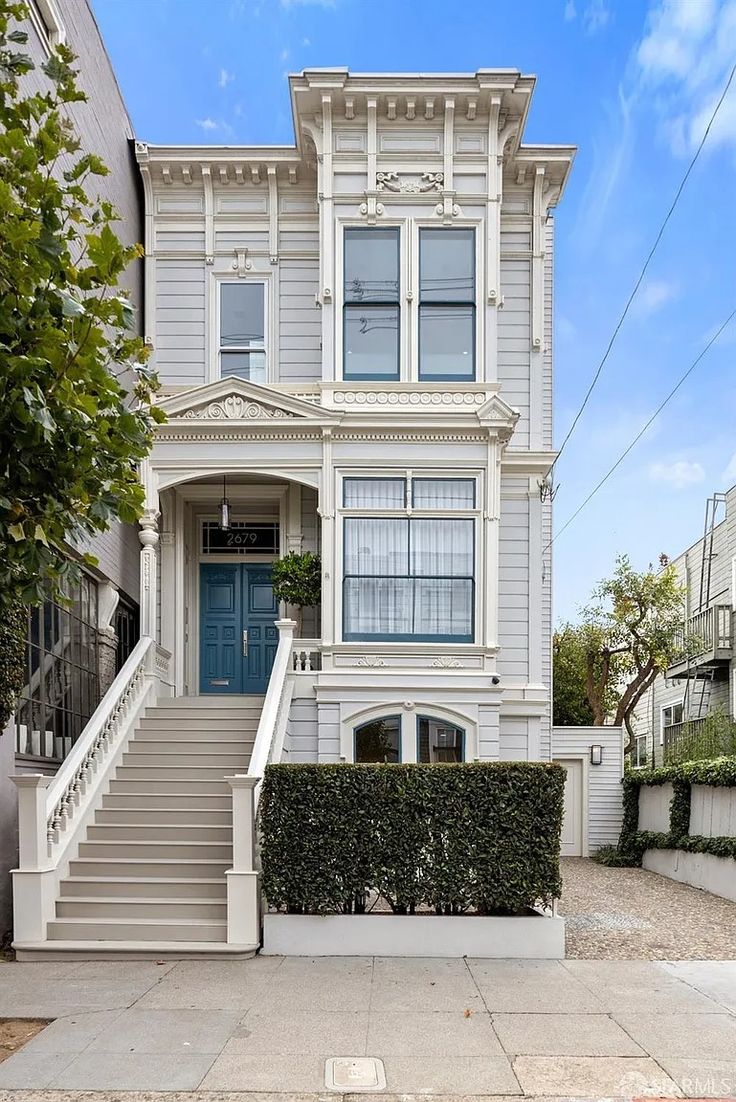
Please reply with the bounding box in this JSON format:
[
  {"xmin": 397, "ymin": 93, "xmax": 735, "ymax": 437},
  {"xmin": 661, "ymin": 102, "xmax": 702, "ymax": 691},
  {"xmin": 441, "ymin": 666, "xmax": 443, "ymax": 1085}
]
[
  {"xmin": 0, "ymin": 599, "xmax": 26, "ymax": 730},
  {"xmin": 552, "ymin": 625, "xmax": 596, "ymax": 727},
  {"xmin": 556, "ymin": 555, "xmax": 684, "ymax": 752},
  {"xmin": 0, "ymin": 2, "xmax": 163, "ymax": 620}
]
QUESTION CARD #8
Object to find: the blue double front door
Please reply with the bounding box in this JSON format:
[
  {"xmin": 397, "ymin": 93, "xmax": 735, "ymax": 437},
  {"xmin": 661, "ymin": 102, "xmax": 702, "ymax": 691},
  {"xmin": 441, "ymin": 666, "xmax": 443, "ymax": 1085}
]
[{"xmin": 199, "ymin": 563, "xmax": 278, "ymax": 694}]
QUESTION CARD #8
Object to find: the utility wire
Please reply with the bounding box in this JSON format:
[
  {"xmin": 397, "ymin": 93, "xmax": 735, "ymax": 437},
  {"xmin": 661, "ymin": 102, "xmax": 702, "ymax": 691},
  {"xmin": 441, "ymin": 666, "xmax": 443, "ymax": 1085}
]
[
  {"xmin": 544, "ymin": 307, "xmax": 736, "ymax": 553},
  {"xmin": 549, "ymin": 61, "xmax": 736, "ymax": 479}
]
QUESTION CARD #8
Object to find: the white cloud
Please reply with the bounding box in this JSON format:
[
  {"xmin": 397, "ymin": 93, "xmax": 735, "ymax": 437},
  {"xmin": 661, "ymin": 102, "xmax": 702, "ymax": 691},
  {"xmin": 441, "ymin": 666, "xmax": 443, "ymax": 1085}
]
[
  {"xmin": 218, "ymin": 68, "xmax": 234, "ymax": 88},
  {"xmin": 632, "ymin": 278, "xmax": 678, "ymax": 317},
  {"xmin": 302, "ymin": 36, "xmax": 311, "ymax": 46},
  {"xmin": 583, "ymin": 0, "xmax": 610, "ymax": 35},
  {"xmin": 564, "ymin": 0, "xmax": 576, "ymax": 20},
  {"xmin": 194, "ymin": 117, "xmax": 234, "ymax": 137},
  {"xmin": 195, "ymin": 117, "xmax": 219, "ymax": 131},
  {"xmin": 557, "ymin": 315, "xmax": 577, "ymax": 342},
  {"xmin": 280, "ymin": 48, "xmax": 290, "ymax": 62},
  {"xmin": 649, "ymin": 459, "xmax": 706, "ymax": 489},
  {"xmin": 634, "ymin": 0, "xmax": 736, "ymax": 157},
  {"xmin": 280, "ymin": 0, "xmax": 336, "ymax": 7}
]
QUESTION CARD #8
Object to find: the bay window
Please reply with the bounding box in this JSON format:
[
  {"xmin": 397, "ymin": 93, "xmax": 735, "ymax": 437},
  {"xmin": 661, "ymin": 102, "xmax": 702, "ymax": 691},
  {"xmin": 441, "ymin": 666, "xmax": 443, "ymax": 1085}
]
[
  {"xmin": 343, "ymin": 227, "xmax": 400, "ymax": 380},
  {"xmin": 342, "ymin": 477, "xmax": 476, "ymax": 643},
  {"xmin": 419, "ymin": 228, "xmax": 475, "ymax": 381},
  {"xmin": 219, "ymin": 282, "xmax": 266, "ymax": 383}
]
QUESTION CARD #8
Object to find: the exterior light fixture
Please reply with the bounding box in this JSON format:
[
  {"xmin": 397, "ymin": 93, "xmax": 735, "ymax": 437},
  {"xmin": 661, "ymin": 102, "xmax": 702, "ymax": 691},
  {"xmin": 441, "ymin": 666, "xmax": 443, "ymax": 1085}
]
[
  {"xmin": 219, "ymin": 473, "xmax": 231, "ymax": 531},
  {"xmin": 590, "ymin": 744, "xmax": 603, "ymax": 766}
]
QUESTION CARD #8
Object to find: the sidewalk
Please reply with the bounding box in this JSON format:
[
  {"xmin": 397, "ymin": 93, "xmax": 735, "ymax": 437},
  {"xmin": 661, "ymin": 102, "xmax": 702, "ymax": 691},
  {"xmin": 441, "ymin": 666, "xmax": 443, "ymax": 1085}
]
[{"xmin": 0, "ymin": 957, "xmax": 735, "ymax": 1097}]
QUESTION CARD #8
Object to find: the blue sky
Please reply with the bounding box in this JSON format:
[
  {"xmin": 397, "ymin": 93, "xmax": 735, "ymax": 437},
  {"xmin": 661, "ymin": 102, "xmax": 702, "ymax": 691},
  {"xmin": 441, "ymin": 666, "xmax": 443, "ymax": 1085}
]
[{"xmin": 94, "ymin": 0, "xmax": 736, "ymax": 623}]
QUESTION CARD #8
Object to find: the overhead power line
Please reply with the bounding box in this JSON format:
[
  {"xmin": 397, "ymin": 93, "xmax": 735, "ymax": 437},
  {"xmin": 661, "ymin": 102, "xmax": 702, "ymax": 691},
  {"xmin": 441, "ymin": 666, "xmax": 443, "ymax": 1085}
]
[
  {"xmin": 549, "ymin": 61, "xmax": 736, "ymax": 479},
  {"xmin": 545, "ymin": 307, "xmax": 736, "ymax": 553}
]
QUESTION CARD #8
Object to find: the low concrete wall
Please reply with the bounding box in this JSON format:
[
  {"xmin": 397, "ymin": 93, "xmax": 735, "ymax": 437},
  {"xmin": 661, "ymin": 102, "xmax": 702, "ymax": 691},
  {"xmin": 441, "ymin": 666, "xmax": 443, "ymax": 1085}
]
[
  {"xmin": 643, "ymin": 848, "xmax": 736, "ymax": 903},
  {"xmin": 638, "ymin": 783, "xmax": 673, "ymax": 833},
  {"xmin": 263, "ymin": 912, "xmax": 566, "ymax": 958},
  {"xmin": 689, "ymin": 785, "xmax": 736, "ymax": 839}
]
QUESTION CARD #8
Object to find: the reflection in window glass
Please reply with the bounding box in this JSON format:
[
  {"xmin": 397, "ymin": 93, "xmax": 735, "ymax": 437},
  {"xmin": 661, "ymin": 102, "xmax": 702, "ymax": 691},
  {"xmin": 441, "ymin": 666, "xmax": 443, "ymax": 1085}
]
[
  {"xmin": 355, "ymin": 715, "xmax": 401, "ymax": 763},
  {"xmin": 419, "ymin": 228, "xmax": 475, "ymax": 380},
  {"xmin": 344, "ymin": 228, "xmax": 400, "ymax": 380},
  {"xmin": 417, "ymin": 716, "xmax": 465, "ymax": 763},
  {"xmin": 220, "ymin": 283, "xmax": 266, "ymax": 382}
]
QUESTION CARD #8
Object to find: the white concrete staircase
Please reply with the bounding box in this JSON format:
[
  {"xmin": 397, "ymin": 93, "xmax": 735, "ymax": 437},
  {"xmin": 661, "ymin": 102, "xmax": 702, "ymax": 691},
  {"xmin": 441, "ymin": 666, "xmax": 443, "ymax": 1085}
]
[{"xmin": 41, "ymin": 695, "xmax": 263, "ymax": 958}]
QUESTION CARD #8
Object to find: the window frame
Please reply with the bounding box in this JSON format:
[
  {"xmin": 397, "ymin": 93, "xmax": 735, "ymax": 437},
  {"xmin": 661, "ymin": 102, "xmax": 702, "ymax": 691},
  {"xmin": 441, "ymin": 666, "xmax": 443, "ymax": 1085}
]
[
  {"xmin": 417, "ymin": 226, "xmax": 477, "ymax": 383},
  {"xmin": 210, "ymin": 276, "xmax": 274, "ymax": 385},
  {"xmin": 341, "ymin": 225, "xmax": 402, "ymax": 382},
  {"xmin": 416, "ymin": 714, "xmax": 466, "ymax": 763},
  {"xmin": 28, "ymin": 0, "xmax": 65, "ymax": 54},
  {"xmin": 339, "ymin": 471, "xmax": 479, "ymax": 645},
  {"xmin": 343, "ymin": 705, "xmax": 476, "ymax": 763},
  {"xmin": 660, "ymin": 701, "xmax": 684, "ymax": 746},
  {"xmin": 353, "ymin": 713, "xmax": 402, "ymax": 763}
]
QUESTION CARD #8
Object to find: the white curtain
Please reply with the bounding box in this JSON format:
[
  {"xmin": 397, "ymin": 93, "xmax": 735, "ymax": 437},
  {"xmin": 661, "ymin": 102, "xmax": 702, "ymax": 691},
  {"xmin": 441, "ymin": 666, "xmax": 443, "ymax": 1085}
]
[
  {"xmin": 412, "ymin": 478, "xmax": 475, "ymax": 510},
  {"xmin": 343, "ymin": 478, "xmax": 406, "ymax": 509},
  {"xmin": 410, "ymin": 519, "xmax": 473, "ymax": 577}
]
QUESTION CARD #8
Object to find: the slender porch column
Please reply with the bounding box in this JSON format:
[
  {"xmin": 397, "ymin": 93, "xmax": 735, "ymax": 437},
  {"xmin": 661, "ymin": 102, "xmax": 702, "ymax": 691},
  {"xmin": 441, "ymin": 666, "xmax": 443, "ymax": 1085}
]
[
  {"xmin": 225, "ymin": 775, "xmax": 260, "ymax": 947},
  {"xmin": 138, "ymin": 508, "xmax": 160, "ymax": 639}
]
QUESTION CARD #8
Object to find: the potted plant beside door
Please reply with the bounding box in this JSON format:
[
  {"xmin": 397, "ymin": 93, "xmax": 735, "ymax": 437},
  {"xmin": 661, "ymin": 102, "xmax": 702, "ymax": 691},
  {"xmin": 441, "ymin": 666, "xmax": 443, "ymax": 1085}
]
[{"xmin": 271, "ymin": 552, "xmax": 321, "ymax": 637}]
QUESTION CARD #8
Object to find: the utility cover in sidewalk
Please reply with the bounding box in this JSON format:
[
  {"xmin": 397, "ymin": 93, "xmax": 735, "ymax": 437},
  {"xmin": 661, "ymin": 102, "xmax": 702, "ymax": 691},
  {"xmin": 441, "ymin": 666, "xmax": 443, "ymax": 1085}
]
[{"xmin": 325, "ymin": 1057, "xmax": 387, "ymax": 1092}]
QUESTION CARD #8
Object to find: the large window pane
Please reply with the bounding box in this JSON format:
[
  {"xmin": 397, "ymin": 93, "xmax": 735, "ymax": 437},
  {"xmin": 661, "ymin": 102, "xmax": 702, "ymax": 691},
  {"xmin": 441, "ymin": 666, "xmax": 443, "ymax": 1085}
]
[
  {"xmin": 343, "ymin": 478, "xmax": 406, "ymax": 509},
  {"xmin": 344, "ymin": 228, "xmax": 399, "ymax": 303},
  {"xmin": 344, "ymin": 578, "xmax": 412, "ymax": 637},
  {"xmin": 344, "ymin": 518, "xmax": 408, "ymax": 576},
  {"xmin": 412, "ymin": 479, "xmax": 475, "ymax": 510},
  {"xmin": 344, "ymin": 304, "xmax": 399, "ymax": 380},
  {"xmin": 419, "ymin": 305, "xmax": 474, "ymax": 380},
  {"xmin": 220, "ymin": 350, "xmax": 267, "ymax": 383},
  {"xmin": 411, "ymin": 519, "xmax": 473, "ymax": 577},
  {"xmin": 414, "ymin": 578, "xmax": 473, "ymax": 639},
  {"xmin": 418, "ymin": 716, "xmax": 465, "ymax": 763},
  {"xmin": 220, "ymin": 283, "xmax": 264, "ymax": 346},
  {"xmin": 420, "ymin": 228, "xmax": 474, "ymax": 302},
  {"xmin": 355, "ymin": 715, "xmax": 401, "ymax": 763}
]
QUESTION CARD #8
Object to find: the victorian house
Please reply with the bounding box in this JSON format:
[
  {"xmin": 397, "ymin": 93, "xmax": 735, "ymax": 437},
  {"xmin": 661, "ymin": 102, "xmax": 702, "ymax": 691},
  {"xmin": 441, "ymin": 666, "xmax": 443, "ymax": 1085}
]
[{"xmin": 11, "ymin": 69, "xmax": 576, "ymax": 955}]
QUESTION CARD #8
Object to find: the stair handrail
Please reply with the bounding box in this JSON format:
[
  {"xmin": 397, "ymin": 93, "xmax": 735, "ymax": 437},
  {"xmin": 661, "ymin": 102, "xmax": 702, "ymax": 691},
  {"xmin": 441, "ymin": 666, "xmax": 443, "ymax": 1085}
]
[
  {"xmin": 44, "ymin": 634, "xmax": 155, "ymax": 848},
  {"xmin": 248, "ymin": 619, "xmax": 296, "ymax": 805}
]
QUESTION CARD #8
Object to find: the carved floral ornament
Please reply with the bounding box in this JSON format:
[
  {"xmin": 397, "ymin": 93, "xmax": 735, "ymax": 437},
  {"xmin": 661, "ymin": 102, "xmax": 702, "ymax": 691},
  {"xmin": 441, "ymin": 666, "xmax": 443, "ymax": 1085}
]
[
  {"xmin": 180, "ymin": 396, "xmax": 296, "ymax": 421},
  {"xmin": 376, "ymin": 171, "xmax": 444, "ymax": 194}
]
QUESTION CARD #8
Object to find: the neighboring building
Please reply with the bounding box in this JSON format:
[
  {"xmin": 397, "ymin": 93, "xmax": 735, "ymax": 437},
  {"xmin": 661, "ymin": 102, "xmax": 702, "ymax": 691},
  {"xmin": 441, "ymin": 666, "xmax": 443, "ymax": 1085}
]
[
  {"xmin": 10, "ymin": 67, "xmax": 590, "ymax": 955},
  {"xmin": 0, "ymin": 0, "xmax": 142, "ymax": 934},
  {"xmin": 632, "ymin": 485, "xmax": 736, "ymax": 768}
]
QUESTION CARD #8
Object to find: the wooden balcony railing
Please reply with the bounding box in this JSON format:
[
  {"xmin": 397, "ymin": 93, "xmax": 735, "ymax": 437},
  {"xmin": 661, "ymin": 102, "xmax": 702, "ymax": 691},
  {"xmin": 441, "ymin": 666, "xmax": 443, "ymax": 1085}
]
[{"xmin": 668, "ymin": 604, "xmax": 733, "ymax": 673}]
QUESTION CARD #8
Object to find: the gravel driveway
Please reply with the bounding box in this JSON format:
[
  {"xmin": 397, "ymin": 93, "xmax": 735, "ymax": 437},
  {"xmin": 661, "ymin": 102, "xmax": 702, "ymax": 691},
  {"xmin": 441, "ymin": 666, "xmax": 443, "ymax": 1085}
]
[{"xmin": 559, "ymin": 857, "xmax": 736, "ymax": 959}]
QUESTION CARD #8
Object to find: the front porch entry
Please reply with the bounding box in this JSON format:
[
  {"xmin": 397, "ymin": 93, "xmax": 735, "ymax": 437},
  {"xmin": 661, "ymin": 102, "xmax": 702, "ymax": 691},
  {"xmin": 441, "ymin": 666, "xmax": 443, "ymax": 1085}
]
[{"xmin": 199, "ymin": 563, "xmax": 278, "ymax": 694}]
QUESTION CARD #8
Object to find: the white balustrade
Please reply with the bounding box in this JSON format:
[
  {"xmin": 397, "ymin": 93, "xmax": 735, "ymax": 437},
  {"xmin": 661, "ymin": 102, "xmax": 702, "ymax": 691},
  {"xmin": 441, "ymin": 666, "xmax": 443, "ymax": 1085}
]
[
  {"xmin": 291, "ymin": 639, "xmax": 322, "ymax": 673},
  {"xmin": 12, "ymin": 634, "xmax": 171, "ymax": 946}
]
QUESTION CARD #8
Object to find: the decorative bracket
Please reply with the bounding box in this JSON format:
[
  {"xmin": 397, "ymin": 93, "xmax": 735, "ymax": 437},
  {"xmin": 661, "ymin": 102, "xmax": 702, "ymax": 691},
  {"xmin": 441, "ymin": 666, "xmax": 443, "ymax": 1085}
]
[
  {"xmin": 359, "ymin": 192, "xmax": 384, "ymax": 224},
  {"xmin": 233, "ymin": 248, "xmax": 251, "ymax": 277}
]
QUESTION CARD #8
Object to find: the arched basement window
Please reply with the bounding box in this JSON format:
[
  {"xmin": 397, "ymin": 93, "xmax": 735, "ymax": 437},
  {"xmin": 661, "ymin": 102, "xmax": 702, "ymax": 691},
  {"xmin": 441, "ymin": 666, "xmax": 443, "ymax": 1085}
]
[
  {"xmin": 354, "ymin": 715, "xmax": 401, "ymax": 763},
  {"xmin": 417, "ymin": 715, "xmax": 465, "ymax": 763}
]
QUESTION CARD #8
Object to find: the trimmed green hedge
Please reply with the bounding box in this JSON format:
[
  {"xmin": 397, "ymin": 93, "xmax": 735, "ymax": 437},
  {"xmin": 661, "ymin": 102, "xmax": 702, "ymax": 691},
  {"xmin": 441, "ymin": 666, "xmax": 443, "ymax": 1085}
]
[
  {"xmin": 259, "ymin": 762, "xmax": 565, "ymax": 915},
  {"xmin": 597, "ymin": 756, "xmax": 736, "ymax": 867}
]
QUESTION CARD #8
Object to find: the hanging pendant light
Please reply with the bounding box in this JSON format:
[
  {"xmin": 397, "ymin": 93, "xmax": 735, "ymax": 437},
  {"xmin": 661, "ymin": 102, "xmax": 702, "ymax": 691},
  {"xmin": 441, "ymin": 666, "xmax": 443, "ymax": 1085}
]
[{"xmin": 219, "ymin": 473, "xmax": 231, "ymax": 531}]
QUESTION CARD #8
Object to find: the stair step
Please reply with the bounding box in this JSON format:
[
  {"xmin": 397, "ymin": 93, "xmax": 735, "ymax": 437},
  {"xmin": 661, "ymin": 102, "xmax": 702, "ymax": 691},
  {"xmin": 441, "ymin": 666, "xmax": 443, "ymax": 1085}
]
[
  {"xmin": 115, "ymin": 766, "xmax": 239, "ymax": 781},
  {"xmin": 78, "ymin": 840, "xmax": 232, "ymax": 860},
  {"xmin": 122, "ymin": 752, "xmax": 251, "ymax": 769},
  {"xmin": 127, "ymin": 738, "xmax": 253, "ymax": 750},
  {"xmin": 60, "ymin": 877, "xmax": 228, "ymax": 899},
  {"xmin": 136, "ymin": 719, "xmax": 259, "ymax": 733},
  {"xmin": 69, "ymin": 858, "xmax": 230, "ymax": 878},
  {"xmin": 47, "ymin": 917, "xmax": 227, "ymax": 943},
  {"xmin": 95, "ymin": 808, "xmax": 233, "ymax": 825},
  {"xmin": 102, "ymin": 793, "xmax": 232, "ymax": 810},
  {"xmin": 87, "ymin": 824, "xmax": 232, "ymax": 842},
  {"xmin": 56, "ymin": 898, "xmax": 227, "ymax": 919},
  {"xmin": 108, "ymin": 780, "xmax": 232, "ymax": 794},
  {"xmin": 150, "ymin": 696, "xmax": 264, "ymax": 709}
]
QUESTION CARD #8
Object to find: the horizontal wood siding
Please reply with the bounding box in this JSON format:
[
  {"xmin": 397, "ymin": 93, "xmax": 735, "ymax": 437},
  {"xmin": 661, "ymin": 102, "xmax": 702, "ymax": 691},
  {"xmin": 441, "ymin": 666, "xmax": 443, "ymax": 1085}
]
[
  {"xmin": 279, "ymin": 258, "xmax": 321, "ymax": 381},
  {"xmin": 285, "ymin": 698, "xmax": 319, "ymax": 762},
  {"xmin": 498, "ymin": 259, "xmax": 530, "ymax": 447},
  {"xmin": 498, "ymin": 484, "xmax": 529, "ymax": 680},
  {"xmin": 499, "ymin": 717, "xmax": 529, "ymax": 760},
  {"xmin": 155, "ymin": 259, "xmax": 206, "ymax": 386},
  {"xmin": 553, "ymin": 726, "xmax": 624, "ymax": 851}
]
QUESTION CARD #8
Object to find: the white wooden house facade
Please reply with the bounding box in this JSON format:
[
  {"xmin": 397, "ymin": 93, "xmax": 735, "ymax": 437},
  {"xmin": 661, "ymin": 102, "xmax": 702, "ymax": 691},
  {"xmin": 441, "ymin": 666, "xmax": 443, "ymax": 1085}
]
[
  {"xmin": 136, "ymin": 69, "xmax": 574, "ymax": 767},
  {"xmin": 11, "ymin": 69, "xmax": 579, "ymax": 955}
]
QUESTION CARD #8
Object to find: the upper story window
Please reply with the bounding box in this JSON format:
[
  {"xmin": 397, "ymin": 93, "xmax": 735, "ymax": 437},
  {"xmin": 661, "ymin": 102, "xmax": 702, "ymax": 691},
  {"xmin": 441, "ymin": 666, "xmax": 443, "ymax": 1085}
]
[
  {"xmin": 419, "ymin": 228, "xmax": 475, "ymax": 381},
  {"xmin": 343, "ymin": 228, "xmax": 400, "ymax": 381},
  {"xmin": 342, "ymin": 476, "xmax": 476, "ymax": 643},
  {"xmin": 28, "ymin": 0, "xmax": 65, "ymax": 52},
  {"xmin": 219, "ymin": 283, "xmax": 266, "ymax": 384}
]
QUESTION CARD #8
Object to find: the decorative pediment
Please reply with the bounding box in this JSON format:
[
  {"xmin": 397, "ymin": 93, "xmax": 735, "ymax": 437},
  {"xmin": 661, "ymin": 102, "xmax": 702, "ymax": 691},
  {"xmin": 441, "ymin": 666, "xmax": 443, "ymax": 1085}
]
[
  {"xmin": 158, "ymin": 378, "xmax": 340, "ymax": 424},
  {"xmin": 476, "ymin": 393, "xmax": 520, "ymax": 443}
]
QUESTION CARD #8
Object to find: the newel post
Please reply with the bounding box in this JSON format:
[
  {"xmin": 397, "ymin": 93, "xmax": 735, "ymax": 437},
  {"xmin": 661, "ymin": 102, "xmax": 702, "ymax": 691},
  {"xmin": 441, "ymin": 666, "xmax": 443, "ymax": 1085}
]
[
  {"xmin": 225, "ymin": 775, "xmax": 260, "ymax": 947},
  {"xmin": 12, "ymin": 775, "xmax": 56, "ymax": 944}
]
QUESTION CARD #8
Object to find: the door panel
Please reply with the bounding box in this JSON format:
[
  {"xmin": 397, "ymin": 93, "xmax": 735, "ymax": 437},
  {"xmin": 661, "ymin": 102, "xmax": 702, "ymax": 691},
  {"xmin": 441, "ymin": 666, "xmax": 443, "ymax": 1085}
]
[
  {"xmin": 199, "ymin": 566, "xmax": 243, "ymax": 694},
  {"xmin": 555, "ymin": 758, "xmax": 584, "ymax": 857},
  {"xmin": 200, "ymin": 563, "xmax": 277, "ymax": 695},
  {"xmin": 243, "ymin": 566, "xmax": 278, "ymax": 694}
]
